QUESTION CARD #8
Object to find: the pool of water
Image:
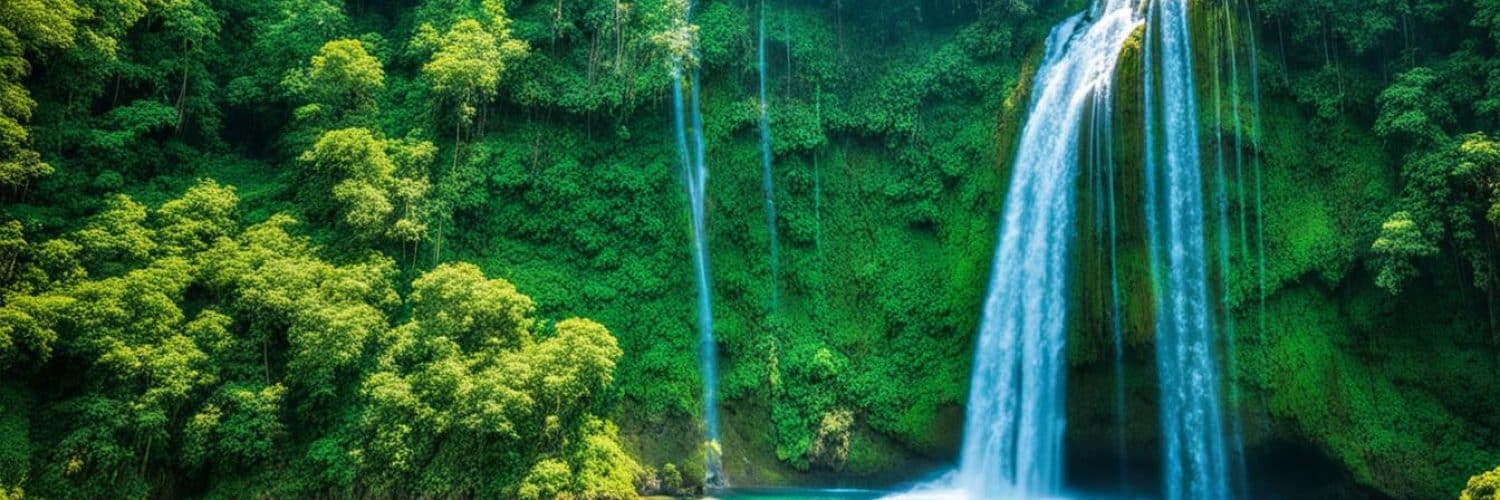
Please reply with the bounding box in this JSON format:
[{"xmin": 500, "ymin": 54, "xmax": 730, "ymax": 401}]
[
  {"xmin": 708, "ymin": 487, "xmax": 889, "ymax": 499},
  {"xmin": 708, "ymin": 487, "xmax": 1158, "ymax": 499},
  {"xmin": 707, "ymin": 478, "xmax": 1157, "ymax": 499},
  {"xmin": 703, "ymin": 438, "xmax": 1379, "ymax": 500}
]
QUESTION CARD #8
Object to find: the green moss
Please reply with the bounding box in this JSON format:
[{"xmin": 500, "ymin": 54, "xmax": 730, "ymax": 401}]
[
  {"xmin": 1243, "ymin": 285, "xmax": 1498, "ymax": 498},
  {"xmin": 0, "ymin": 384, "xmax": 31, "ymax": 492}
]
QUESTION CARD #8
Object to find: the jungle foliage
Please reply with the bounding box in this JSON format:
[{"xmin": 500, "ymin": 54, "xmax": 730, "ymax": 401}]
[{"xmin": 0, "ymin": 0, "xmax": 1499, "ymax": 497}]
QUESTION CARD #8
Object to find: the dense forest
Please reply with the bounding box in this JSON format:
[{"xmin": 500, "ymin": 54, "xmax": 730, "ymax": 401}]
[{"xmin": 1, "ymin": 0, "xmax": 1499, "ymax": 497}]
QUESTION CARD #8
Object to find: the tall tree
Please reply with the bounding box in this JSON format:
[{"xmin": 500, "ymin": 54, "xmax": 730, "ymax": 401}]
[
  {"xmin": 349, "ymin": 263, "xmax": 634, "ymax": 497},
  {"xmin": 287, "ymin": 39, "xmax": 385, "ymax": 127},
  {"xmin": 298, "ymin": 127, "xmax": 434, "ymax": 246},
  {"xmin": 419, "ymin": 11, "xmax": 527, "ymax": 157},
  {"xmin": 0, "ymin": 0, "xmax": 81, "ymax": 193}
]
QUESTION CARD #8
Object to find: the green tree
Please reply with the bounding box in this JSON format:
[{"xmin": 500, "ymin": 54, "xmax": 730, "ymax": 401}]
[
  {"xmin": 300, "ymin": 128, "xmax": 394, "ymax": 181},
  {"xmin": 70, "ymin": 194, "xmax": 156, "ymax": 272},
  {"xmin": 288, "ymin": 39, "xmax": 385, "ymax": 126},
  {"xmin": 236, "ymin": 0, "xmax": 349, "ymax": 103},
  {"xmin": 1456, "ymin": 134, "xmax": 1500, "ymax": 225},
  {"xmin": 421, "ymin": 15, "xmax": 526, "ymax": 158},
  {"xmin": 414, "ymin": 11, "xmax": 524, "ymax": 263},
  {"xmin": 199, "ymin": 213, "xmax": 397, "ymax": 399},
  {"xmin": 350, "ymin": 263, "xmax": 631, "ymax": 497},
  {"xmin": 1375, "ymin": 67, "xmax": 1453, "ymax": 148},
  {"xmin": 1477, "ymin": 0, "xmax": 1500, "ymax": 42},
  {"xmin": 659, "ymin": 462, "xmax": 683, "ymax": 494},
  {"xmin": 0, "ymin": 0, "xmax": 80, "ymax": 192},
  {"xmin": 182, "ymin": 383, "xmax": 285, "ymax": 469},
  {"xmin": 1464, "ymin": 466, "xmax": 1500, "ymax": 500},
  {"xmin": 298, "ymin": 128, "xmax": 433, "ymax": 245},
  {"xmin": 424, "ymin": 19, "xmax": 501, "ymax": 129},
  {"xmin": 1259, "ymin": 0, "xmax": 1444, "ymax": 57},
  {"xmin": 36, "ymin": 255, "xmax": 208, "ymax": 496},
  {"xmin": 528, "ymin": 318, "xmax": 621, "ymax": 420},
  {"xmin": 1372, "ymin": 210, "xmax": 1438, "ymax": 294},
  {"xmin": 18, "ymin": 184, "xmax": 401, "ymax": 493},
  {"xmin": 0, "ymin": 293, "xmax": 69, "ymax": 369},
  {"xmin": 1376, "ymin": 133, "xmax": 1500, "ymax": 342},
  {"xmin": 563, "ymin": 417, "xmax": 639, "ymax": 497},
  {"xmin": 309, "ymin": 40, "xmax": 383, "ymax": 104},
  {"xmin": 517, "ymin": 458, "xmax": 570, "ymax": 499},
  {"xmin": 156, "ymin": 179, "xmax": 237, "ymax": 255},
  {"xmin": 810, "ymin": 409, "xmax": 854, "ymax": 470},
  {"xmin": 407, "ymin": 261, "xmax": 534, "ymax": 349},
  {"xmin": 157, "ymin": 0, "xmax": 221, "ymax": 134}
]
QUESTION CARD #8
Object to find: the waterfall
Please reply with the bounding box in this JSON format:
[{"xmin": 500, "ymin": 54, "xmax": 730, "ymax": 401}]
[
  {"xmin": 1099, "ymin": 82, "xmax": 1129, "ymax": 494},
  {"xmin": 954, "ymin": 1, "xmax": 1139, "ymax": 497},
  {"xmin": 1225, "ymin": 2, "xmax": 1249, "ymax": 267},
  {"xmin": 1087, "ymin": 54, "xmax": 1128, "ymax": 492},
  {"xmin": 1247, "ymin": 9, "xmax": 1270, "ymax": 484},
  {"xmin": 1143, "ymin": 0, "xmax": 1232, "ymax": 497},
  {"xmin": 1239, "ymin": 23, "xmax": 1270, "ymax": 484},
  {"xmin": 758, "ymin": 0, "xmax": 780, "ymax": 311},
  {"xmin": 1207, "ymin": 4, "xmax": 1247, "ymax": 497},
  {"xmin": 670, "ymin": 1, "xmax": 724, "ymax": 487},
  {"xmin": 1243, "ymin": 0, "xmax": 1267, "ymax": 368},
  {"xmin": 1217, "ymin": 2, "xmax": 1254, "ymax": 496}
]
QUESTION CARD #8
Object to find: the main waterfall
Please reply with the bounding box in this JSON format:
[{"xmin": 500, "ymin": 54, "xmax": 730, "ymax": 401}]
[{"xmin": 955, "ymin": 1, "xmax": 1139, "ymax": 497}]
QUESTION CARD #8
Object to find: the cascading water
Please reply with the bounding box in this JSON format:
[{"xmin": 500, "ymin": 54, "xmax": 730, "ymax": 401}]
[
  {"xmin": 954, "ymin": 2, "xmax": 1139, "ymax": 497},
  {"xmin": 669, "ymin": 1, "xmax": 724, "ymax": 487},
  {"xmin": 1225, "ymin": 2, "xmax": 1249, "ymax": 264},
  {"xmin": 758, "ymin": 0, "xmax": 780, "ymax": 311},
  {"xmin": 1206, "ymin": 4, "xmax": 1246, "ymax": 496},
  {"xmin": 1246, "ymin": 0, "xmax": 1266, "ymax": 341},
  {"xmin": 1211, "ymin": 2, "xmax": 1258, "ymax": 496},
  {"xmin": 1095, "ymin": 82, "xmax": 1129, "ymax": 493},
  {"xmin": 1142, "ymin": 0, "xmax": 1232, "ymax": 497},
  {"xmin": 1246, "ymin": 11, "xmax": 1270, "ymax": 487},
  {"xmin": 1085, "ymin": 58, "xmax": 1128, "ymax": 491}
]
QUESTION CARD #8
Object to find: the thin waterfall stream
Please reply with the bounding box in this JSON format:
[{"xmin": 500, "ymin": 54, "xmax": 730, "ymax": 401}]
[
  {"xmin": 1246, "ymin": 0, "xmax": 1266, "ymax": 346},
  {"xmin": 1219, "ymin": 2, "xmax": 1253, "ymax": 495},
  {"xmin": 1207, "ymin": 4, "xmax": 1247, "ymax": 496},
  {"xmin": 1144, "ymin": 0, "xmax": 1233, "ymax": 497},
  {"xmin": 1098, "ymin": 84, "xmax": 1128, "ymax": 495},
  {"xmin": 758, "ymin": 0, "xmax": 780, "ymax": 311},
  {"xmin": 670, "ymin": 1, "xmax": 724, "ymax": 487}
]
